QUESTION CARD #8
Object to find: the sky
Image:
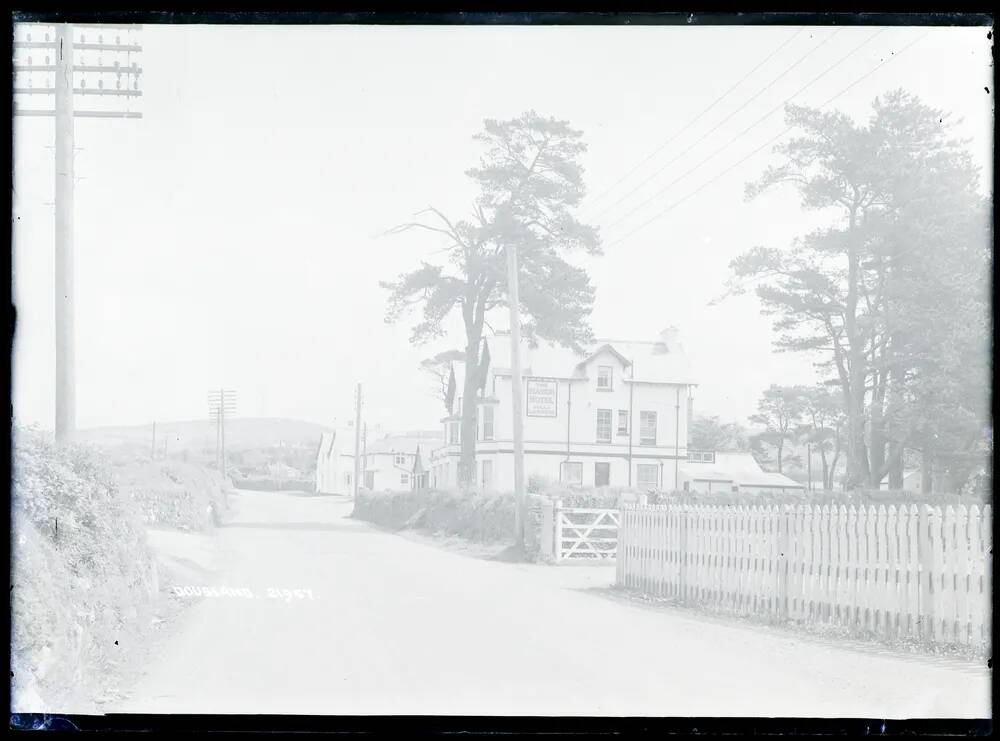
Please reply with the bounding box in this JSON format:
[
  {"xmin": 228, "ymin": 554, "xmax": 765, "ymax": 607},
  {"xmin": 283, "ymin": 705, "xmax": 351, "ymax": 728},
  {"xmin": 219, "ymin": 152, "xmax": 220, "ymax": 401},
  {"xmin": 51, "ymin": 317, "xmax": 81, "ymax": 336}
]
[{"xmin": 11, "ymin": 22, "xmax": 994, "ymax": 433}]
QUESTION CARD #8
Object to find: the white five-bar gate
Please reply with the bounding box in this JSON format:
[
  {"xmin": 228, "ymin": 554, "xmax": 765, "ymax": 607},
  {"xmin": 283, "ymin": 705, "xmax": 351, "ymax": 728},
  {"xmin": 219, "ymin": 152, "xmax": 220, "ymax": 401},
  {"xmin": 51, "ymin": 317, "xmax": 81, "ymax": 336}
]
[{"xmin": 541, "ymin": 500, "xmax": 621, "ymax": 562}]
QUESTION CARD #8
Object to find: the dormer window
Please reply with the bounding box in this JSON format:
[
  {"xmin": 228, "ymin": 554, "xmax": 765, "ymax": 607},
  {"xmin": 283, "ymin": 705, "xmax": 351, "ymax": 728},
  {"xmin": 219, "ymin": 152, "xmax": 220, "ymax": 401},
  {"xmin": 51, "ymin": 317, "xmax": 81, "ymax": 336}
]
[{"xmin": 597, "ymin": 366, "xmax": 613, "ymax": 390}]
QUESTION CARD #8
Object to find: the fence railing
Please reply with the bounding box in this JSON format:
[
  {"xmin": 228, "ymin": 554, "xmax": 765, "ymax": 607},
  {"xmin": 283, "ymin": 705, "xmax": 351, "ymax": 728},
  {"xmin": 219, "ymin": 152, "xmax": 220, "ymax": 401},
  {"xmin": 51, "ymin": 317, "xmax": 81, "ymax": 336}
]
[
  {"xmin": 541, "ymin": 501, "xmax": 620, "ymax": 562},
  {"xmin": 617, "ymin": 503, "xmax": 992, "ymax": 651}
]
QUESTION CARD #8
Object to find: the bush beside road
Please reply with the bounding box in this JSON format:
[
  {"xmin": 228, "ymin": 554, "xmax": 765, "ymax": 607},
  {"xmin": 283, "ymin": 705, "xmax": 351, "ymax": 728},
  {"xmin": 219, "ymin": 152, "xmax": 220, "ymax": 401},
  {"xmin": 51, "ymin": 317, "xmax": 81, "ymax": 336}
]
[
  {"xmin": 10, "ymin": 428, "xmax": 237, "ymax": 712},
  {"xmin": 11, "ymin": 429, "xmax": 158, "ymax": 711}
]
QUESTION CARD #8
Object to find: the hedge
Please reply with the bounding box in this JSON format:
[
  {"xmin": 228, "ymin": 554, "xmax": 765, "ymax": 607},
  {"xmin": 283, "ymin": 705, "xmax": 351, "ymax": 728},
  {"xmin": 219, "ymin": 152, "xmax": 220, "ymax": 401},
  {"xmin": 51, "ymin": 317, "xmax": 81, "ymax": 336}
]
[
  {"xmin": 11, "ymin": 428, "xmax": 159, "ymax": 711},
  {"xmin": 639, "ymin": 488, "xmax": 991, "ymax": 507},
  {"xmin": 115, "ymin": 460, "xmax": 232, "ymax": 530},
  {"xmin": 351, "ymin": 488, "xmax": 548, "ymax": 559}
]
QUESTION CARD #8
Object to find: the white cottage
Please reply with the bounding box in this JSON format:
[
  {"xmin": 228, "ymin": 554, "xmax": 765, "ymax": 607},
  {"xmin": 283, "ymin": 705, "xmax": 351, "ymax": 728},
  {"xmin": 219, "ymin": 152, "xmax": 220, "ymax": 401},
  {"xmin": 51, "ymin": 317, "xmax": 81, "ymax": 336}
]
[
  {"xmin": 315, "ymin": 431, "xmax": 343, "ymax": 494},
  {"xmin": 678, "ymin": 450, "xmax": 805, "ymax": 494},
  {"xmin": 429, "ymin": 327, "xmax": 697, "ymax": 492}
]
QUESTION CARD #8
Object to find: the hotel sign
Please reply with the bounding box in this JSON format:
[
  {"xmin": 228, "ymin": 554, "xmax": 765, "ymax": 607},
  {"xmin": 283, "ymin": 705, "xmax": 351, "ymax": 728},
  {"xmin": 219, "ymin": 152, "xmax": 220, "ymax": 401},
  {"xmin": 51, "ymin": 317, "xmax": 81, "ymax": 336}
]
[{"xmin": 526, "ymin": 378, "xmax": 558, "ymax": 417}]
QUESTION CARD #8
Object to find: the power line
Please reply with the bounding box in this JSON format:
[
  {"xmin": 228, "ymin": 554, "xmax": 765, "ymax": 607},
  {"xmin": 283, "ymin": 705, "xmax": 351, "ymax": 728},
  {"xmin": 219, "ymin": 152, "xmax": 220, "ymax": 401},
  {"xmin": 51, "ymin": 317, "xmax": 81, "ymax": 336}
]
[
  {"xmin": 591, "ymin": 27, "xmax": 843, "ymax": 223},
  {"xmin": 603, "ymin": 27, "xmax": 887, "ymax": 234},
  {"xmin": 583, "ymin": 27, "xmax": 805, "ymax": 210},
  {"xmin": 602, "ymin": 30, "xmax": 928, "ymax": 251}
]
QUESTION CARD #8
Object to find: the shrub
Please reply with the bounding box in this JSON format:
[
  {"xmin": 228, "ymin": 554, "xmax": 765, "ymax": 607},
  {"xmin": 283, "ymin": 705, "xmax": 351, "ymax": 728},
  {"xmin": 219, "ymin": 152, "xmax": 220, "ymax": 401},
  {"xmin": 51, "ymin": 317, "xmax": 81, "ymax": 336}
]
[
  {"xmin": 352, "ymin": 488, "xmax": 546, "ymax": 558},
  {"xmin": 11, "ymin": 427, "xmax": 158, "ymax": 710},
  {"xmin": 117, "ymin": 461, "xmax": 231, "ymax": 530}
]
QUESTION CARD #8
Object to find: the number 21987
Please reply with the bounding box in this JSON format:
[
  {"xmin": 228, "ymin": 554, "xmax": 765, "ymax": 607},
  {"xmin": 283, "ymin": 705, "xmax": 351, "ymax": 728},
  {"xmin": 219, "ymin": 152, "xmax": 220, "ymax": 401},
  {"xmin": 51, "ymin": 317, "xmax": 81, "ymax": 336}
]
[{"xmin": 267, "ymin": 588, "xmax": 314, "ymax": 601}]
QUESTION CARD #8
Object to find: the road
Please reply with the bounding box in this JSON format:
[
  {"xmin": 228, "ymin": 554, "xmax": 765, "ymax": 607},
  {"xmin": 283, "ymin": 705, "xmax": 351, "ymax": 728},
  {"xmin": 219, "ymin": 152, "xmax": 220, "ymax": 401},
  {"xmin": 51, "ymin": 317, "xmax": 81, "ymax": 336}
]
[{"xmin": 107, "ymin": 489, "xmax": 990, "ymax": 717}]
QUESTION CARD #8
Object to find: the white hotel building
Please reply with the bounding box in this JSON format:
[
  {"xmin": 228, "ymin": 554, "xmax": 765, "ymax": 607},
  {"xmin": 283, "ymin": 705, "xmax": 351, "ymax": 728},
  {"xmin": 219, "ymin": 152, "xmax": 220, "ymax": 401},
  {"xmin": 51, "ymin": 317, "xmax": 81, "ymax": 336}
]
[{"xmin": 429, "ymin": 327, "xmax": 697, "ymax": 491}]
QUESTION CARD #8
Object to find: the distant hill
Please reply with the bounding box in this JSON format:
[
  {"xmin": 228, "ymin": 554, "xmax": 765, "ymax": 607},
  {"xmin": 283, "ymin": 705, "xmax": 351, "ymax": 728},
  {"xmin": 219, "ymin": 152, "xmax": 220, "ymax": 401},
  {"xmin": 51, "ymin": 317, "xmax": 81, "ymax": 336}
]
[{"xmin": 78, "ymin": 417, "xmax": 333, "ymax": 455}]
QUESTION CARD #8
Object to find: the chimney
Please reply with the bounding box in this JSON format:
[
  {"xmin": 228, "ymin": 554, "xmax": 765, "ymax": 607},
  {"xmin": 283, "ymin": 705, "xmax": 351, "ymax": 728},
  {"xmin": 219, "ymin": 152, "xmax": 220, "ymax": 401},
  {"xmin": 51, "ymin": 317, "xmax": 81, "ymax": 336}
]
[{"xmin": 659, "ymin": 326, "xmax": 682, "ymax": 352}]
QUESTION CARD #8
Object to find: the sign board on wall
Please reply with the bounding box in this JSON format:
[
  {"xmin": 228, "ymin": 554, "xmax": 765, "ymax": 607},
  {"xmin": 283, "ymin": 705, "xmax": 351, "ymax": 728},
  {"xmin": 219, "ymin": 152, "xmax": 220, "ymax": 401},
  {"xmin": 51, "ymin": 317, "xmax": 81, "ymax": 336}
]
[{"xmin": 526, "ymin": 378, "xmax": 558, "ymax": 417}]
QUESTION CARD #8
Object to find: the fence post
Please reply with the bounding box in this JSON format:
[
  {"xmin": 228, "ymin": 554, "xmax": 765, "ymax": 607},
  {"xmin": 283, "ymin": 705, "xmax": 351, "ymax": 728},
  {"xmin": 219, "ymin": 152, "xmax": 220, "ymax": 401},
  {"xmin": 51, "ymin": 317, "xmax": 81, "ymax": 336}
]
[
  {"xmin": 917, "ymin": 504, "xmax": 938, "ymax": 645},
  {"xmin": 679, "ymin": 504, "xmax": 688, "ymax": 602},
  {"xmin": 778, "ymin": 505, "xmax": 790, "ymax": 619},
  {"xmin": 553, "ymin": 499, "xmax": 563, "ymax": 564}
]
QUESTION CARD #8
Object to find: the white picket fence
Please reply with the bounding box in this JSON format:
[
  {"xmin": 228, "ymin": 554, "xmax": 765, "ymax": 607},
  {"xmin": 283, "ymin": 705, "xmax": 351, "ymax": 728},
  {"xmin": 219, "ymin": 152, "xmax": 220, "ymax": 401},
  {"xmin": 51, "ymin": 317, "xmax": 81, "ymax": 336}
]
[{"xmin": 617, "ymin": 503, "xmax": 992, "ymax": 650}]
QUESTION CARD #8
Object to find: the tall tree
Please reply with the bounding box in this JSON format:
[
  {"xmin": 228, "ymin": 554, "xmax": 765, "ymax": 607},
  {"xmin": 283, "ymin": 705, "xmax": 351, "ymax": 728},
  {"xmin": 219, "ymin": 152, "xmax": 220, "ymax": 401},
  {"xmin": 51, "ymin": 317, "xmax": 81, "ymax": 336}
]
[
  {"xmin": 420, "ymin": 350, "xmax": 464, "ymax": 407},
  {"xmin": 382, "ymin": 112, "xmax": 601, "ymax": 487},
  {"xmin": 796, "ymin": 385, "xmax": 846, "ymax": 490},
  {"xmin": 748, "ymin": 385, "xmax": 807, "ymax": 474},
  {"xmin": 689, "ymin": 415, "xmax": 747, "ymax": 452},
  {"xmin": 726, "ymin": 90, "xmax": 989, "ymax": 491}
]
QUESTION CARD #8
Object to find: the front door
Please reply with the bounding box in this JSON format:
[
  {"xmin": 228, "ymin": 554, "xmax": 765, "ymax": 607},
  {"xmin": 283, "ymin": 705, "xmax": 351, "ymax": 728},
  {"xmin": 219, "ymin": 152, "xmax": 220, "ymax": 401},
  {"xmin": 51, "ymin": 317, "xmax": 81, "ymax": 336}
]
[{"xmin": 595, "ymin": 462, "xmax": 610, "ymax": 487}]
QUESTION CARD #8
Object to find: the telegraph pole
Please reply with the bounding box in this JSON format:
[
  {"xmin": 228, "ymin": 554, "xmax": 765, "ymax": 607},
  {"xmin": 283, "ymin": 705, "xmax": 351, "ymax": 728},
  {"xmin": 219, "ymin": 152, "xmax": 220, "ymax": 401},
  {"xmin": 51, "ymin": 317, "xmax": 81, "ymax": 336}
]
[
  {"xmin": 353, "ymin": 383, "xmax": 362, "ymax": 498},
  {"xmin": 362, "ymin": 422, "xmax": 368, "ymax": 490},
  {"xmin": 208, "ymin": 389, "xmax": 236, "ymax": 478},
  {"xmin": 13, "ymin": 22, "xmax": 143, "ymax": 443},
  {"xmin": 151, "ymin": 421, "xmax": 156, "ymax": 461},
  {"xmin": 54, "ymin": 24, "xmax": 75, "ymax": 442},
  {"xmin": 506, "ymin": 243, "xmax": 526, "ymax": 550}
]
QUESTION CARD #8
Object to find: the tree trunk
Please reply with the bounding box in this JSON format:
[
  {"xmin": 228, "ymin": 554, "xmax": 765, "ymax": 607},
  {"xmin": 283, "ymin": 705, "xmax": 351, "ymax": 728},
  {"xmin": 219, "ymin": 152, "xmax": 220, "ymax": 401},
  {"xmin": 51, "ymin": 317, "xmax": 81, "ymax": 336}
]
[
  {"xmin": 776, "ymin": 440, "xmax": 783, "ymax": 473},
  {"xmin": 921, "ymin": 447, "xmax": 933, "ymax": 494},
  {"xmin": 887, "ymin": 439, "xmax": 904, "ymax": 489},
  {"xmin": 868, "ymin": 382, "xmax": 887, "ymax": 488},
  {"xmin": 458, "ymin": 335, "xmax": 481, "ymax": 488},
  {"xmin": 843, "ymin": 207, "xmax": 868, "ymax": 492}
]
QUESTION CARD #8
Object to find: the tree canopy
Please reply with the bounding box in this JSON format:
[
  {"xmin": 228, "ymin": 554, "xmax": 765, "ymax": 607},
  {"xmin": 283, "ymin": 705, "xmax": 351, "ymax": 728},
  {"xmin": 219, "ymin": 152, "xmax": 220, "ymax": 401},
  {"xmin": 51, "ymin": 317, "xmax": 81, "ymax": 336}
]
[
  {"xmin": 726, "ymin": 90, "xmax": 989, "ymax": 493},
  {"xmin": 381, "ymin": 111, "xmax": 602, "ymax": 485}
]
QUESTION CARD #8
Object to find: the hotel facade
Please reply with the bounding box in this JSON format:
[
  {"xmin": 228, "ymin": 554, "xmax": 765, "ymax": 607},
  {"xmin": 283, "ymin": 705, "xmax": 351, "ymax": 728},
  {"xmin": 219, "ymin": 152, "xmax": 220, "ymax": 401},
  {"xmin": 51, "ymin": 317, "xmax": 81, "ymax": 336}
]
[{"xmin": 428, "ymin": 327, "xmax": 697, "ymax": 492}]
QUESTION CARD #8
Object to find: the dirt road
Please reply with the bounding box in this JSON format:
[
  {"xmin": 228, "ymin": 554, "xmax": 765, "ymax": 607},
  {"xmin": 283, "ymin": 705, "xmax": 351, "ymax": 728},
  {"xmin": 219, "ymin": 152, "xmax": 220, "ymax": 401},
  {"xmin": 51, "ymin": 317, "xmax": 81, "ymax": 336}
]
[{"xmin": 105, "ymin": 489, "xmax": 990, "ymax": 717}]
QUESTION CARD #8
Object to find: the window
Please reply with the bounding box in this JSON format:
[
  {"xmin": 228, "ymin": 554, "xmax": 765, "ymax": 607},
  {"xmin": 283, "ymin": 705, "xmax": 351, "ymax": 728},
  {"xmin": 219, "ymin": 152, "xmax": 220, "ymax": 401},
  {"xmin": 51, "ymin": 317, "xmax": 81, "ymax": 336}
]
[
  {"xmin": 560, "ymin": 462, "xmax": 583, "ymax": 485},
  {"xmin": 595, "ymin": 462, "xmax": 610, "ymax": 487},
  {"xmin": 482, "ymin": 405, "xmax": 494, "ymax": 441},
  {"xmin": 482, "ymin": 460, "xmax": 493, "ymax": 489},
  {"xmin": 617, "ymin": 410, "xmax": 629, "ymax": 436},
  {"xmin": 394, "ymin": 453, "xmax": 407, "ymax": 466},
  {"xmin": 688, "ymin": 451, "xmax": 715, "ymax": 463},
  {"xmin": 400, "ymin": 473, "xmax": 409, "ymax": 486},
  {"xmin": 637, "ymin": 464, "xmax": 658, "ymax": 488},
  {"xmin": 597, "ymin": 365, "xmax": 613, "ymax": 390},
  {"xmin": 596, "ymin": 409, "xmax": 612, "ymax": 442},
  {"xmin": 640, "ymin": 411, "xmax": 657, "ymax": 446},
  {"xmin": 448, "ymin": 422, "xmax": 459, "ymax": 445}
]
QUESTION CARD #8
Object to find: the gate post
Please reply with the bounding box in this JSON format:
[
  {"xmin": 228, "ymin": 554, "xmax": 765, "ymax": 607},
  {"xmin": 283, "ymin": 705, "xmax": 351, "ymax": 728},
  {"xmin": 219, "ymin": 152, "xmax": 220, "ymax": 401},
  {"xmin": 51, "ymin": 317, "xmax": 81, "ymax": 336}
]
[
  {"xmin": 541, "ymin": 498, "xmax": 555, "ymax": 562},
  {"xmin": 553, "ymin": 499, "xmax": 563, "ymax": 564}
]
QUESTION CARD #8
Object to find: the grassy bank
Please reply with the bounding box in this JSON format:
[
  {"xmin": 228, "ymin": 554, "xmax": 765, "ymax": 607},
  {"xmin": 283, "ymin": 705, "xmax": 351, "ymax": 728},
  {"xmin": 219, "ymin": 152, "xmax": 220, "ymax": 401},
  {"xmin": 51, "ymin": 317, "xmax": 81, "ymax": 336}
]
[
  {"xmin": 116, "ymin": 460, "xmax": 233, "ymax": 530},
  {"xmin": 11, "ymin": 429, "xmax": 158, "ymax": 711},
  {"xmin": 11, "ymin": 428, "xmax": 237, "ymax": 711}
]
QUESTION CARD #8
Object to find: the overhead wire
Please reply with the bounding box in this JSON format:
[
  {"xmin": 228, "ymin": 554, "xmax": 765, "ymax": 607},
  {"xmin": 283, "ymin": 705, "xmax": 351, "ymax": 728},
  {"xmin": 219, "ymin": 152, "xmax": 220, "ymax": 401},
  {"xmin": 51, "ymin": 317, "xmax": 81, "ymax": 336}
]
[
  {"xmin": 583, "ymin": 26, "xmax": 805, "ymax": 209},
  {"xmin": 601, "ymin": 30, "xmax": 930, "ymax": 251},
  {"xmin": 591, "ymin": 27, "xmax": 844, "ymax": 222}
]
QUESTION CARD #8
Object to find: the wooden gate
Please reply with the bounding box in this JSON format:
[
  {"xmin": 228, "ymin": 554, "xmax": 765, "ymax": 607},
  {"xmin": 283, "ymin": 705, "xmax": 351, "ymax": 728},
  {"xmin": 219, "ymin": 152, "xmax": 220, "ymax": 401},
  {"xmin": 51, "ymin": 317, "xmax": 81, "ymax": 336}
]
[{"xmin": 542, "ymin": 501, "xmax": 620, "ymax": 562}]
